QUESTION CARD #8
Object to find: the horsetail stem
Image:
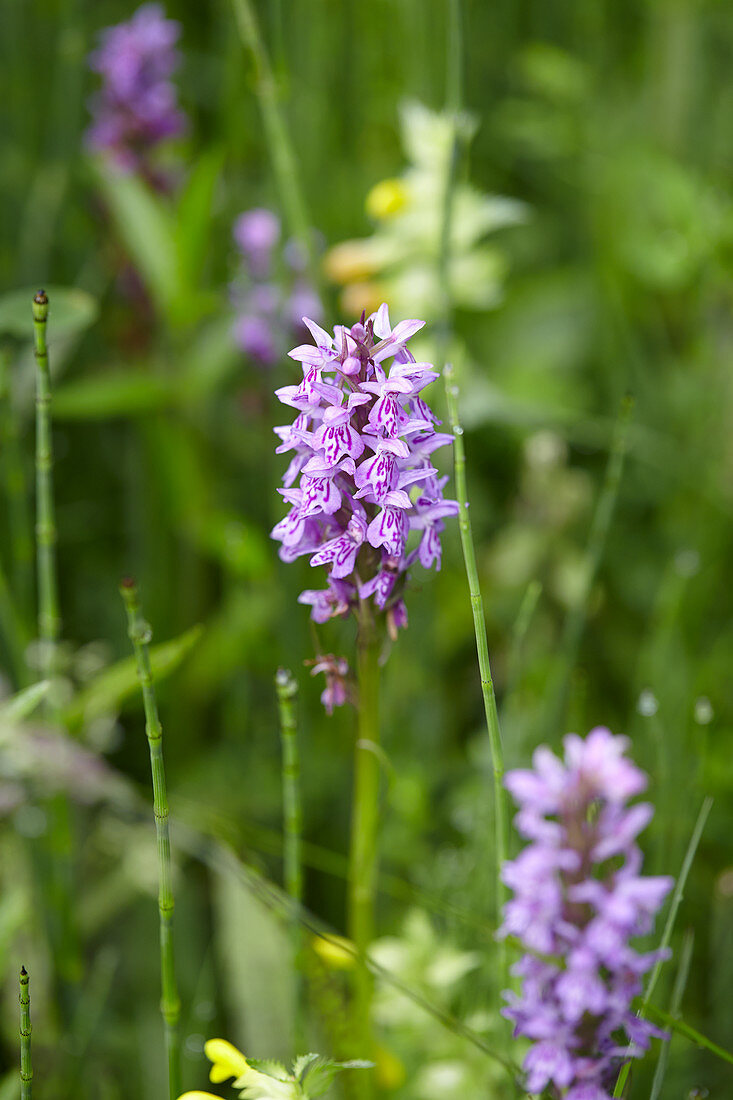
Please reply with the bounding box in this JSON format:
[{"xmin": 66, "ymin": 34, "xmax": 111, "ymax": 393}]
[
  {"xmin": 19, "ymin": 967, "xmax": 32, "ymax": 1100},
  {"xmin": 31, "ymin": 290, "xmax": 81, "ymax": 1004},
  {"xmin": 120, "ymin": 578, "xmax": 181, "ymax": 1100},
  {"xmin": 276, "ymin": 667, "xmax": 303, "ymax": 911},
  {"xmin": 32, "ymin": 291, "xmax": 61, "ymax": 694},
  {"xmin": 276, "ymin": 667, "xmax": 304, "ymax": 1046}
]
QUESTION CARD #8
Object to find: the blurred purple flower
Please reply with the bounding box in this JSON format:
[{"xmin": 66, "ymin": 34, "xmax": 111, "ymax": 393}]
[
  {"xmin": 233, "ymin": 208, "xmax": 281, "ymax": 277},
  {"xmin": 500, "ymin": 727, "xmax": 673, "ymax": 1098},
  {"xmin": 86, "ymin": 3, "xmax": 186, "ymax": 177},
  {"xmin": 230, "ymin": 208, "xmax": 323, "ymax": 368},
  {"xmin": 271, "ymin": 305, "xmax": 457, "ymax": 648}
]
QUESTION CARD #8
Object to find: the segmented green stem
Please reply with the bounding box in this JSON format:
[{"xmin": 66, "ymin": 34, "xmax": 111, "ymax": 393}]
[
  {"xmin": 443, "ymin": 365, "xmax": 508, "ymax": 992},
  {"xmin": 276, "ymin": 667, "xmax": 303, "ymax": 909},
  {"xmin": 120, "ymin": 579, "xmax": 181, "ymax": 1100},
  {"xmin": 19, "ymin": 967, "xmax": 32, "ymax": 1100},
  {"xmin": 230, "ymin": 0, "xmax": 320, "ymax": 295},
  {"xmin": 348, "ymin": 604, "xmax": 381, "ymax": 1082},
  {"xmin": 32, "ymin": 291, "xmax": 80, "ymax": 1004},
  {"xmin": 32, "ymin": 291, "xmax": 61, "ymax": 691},
  {"xmin": 276, "ymin": 667, "xmax": 303, "ymax": 1048}
]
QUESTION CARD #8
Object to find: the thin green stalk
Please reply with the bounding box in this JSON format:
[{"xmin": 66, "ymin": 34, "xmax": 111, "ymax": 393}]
[
  {"xmin": 544, "ymin": 395, "xmax": 633, "ymax": 739},
  {"xmin": 32, "ymin": 291, "xmax": 61, "ymax": 694},
  {"xmin": 649, "ymin": 930, "xmax": 693, "ymax": 1100},
  {"xmin": 436, "ymin": 0, "xmax": 509, "ymax": 1007},
  {"xmin": 229, "ymin": 0, "xmax": 320, "ymax": 295},
  {"xmin": 348, "ymin": 602, "xmax": 381, "ymax": 1075},
  {"xmin": 120, "ymin": 578, "xmax": 181, "ymax": 1100},
  {"xmin": 275, "ymin": 666, "xmax": 303, "ymax": 1046},
  {"xmin": 613, "ymin": 796, "xmax": 712, "ymax": 1097},
  {"xmin": 443, "ymin": 364, "xmax": 508, "ymax": 992},
  {"xmin": 19, "ymin": 967, "xmax": 32, "ymax": 1100}
]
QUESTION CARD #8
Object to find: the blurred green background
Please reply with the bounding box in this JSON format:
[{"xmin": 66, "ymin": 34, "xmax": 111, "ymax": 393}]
[{"xmin": 1, "ymin": 1, "xmax": 732, "ymax": 1097}]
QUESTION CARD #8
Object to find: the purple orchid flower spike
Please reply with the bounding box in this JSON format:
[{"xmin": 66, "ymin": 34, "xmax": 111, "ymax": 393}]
[
  {"xmin": 86, "ymin": 3, "xmax": 186, "ymax": 182},
  {"xmin": 500, "ymin": 728, "xmax": 674, "ymax": 1098},
  {"xmin": 271, "ymin": 304, "xmax": 457, "ymax": 709}
]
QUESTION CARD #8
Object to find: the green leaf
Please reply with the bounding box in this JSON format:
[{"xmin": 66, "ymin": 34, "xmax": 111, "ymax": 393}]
[
  {"xmin": 63, "ymin": 624, "xmax": 203, "ymax": 731},
  {"xmin": 0, "ymin": 286, "xmax": 98, "ymax": 338},
  {"xmin": 93, "ymin": 162, "xmax": 187, "ymax": 326},
  {"xmin": 180, "ymin": 316, "xmax": 242, "ymax": 401},
  {"xmin": 0, "ymin": 681, "xmax": 51, "ymax": 723},
  {"xmin": 248, "ymin": 1060, "xmax": 291, "ymax": 1082},
  {"xmin": 175, "ymin": 149, "xmax": 224, "ymax": 287},
  {"xmin": 645, "ymin": 1002, "xmax": 733, "ymax": 1067},
  {"xmin": 297, "ymin": 1055, "xmax": 372, "ymax": 1099},
  {"xmin": 53, "ymin": 370, "xmax": 174, "ymax": 419}
]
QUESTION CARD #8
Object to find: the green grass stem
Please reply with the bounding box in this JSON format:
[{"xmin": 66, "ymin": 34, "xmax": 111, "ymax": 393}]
[
  {"xmin": 229, "ymin": 0, "xmax": 320, "ymax": 295},
  {"xmin": 120, "ymin": 578, "xmax": 181, "ymax": 1100},
  {"xmin": 443, "ymin": 363, "xmax": 508, "ymax": 996},
  {"xmin": 649, "ymin": 930, "xmax": 693, "ymax": 1100},
  {"xmin": 19, "ymin": 967, "xmax": 31, "ymax": 1100},
  {"xmin": 613, "ymin": 796, "xmax": 712, "ymax": 1096}
]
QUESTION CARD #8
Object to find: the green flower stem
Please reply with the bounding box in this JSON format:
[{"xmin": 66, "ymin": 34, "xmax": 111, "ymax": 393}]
[
  {"xmin": 230, "ymin": 0, "xmax": 321, "ymax": 295},
  {"xmin": 276, "ymin": 667, "xmax": 304, "ymax": 1045},
  {"xmin": 443, "ymin": 364, "xmax": 508, "ymax": 999},
  {"xmin": 348, "ymin": 602, "xmax": 381, "ymax": 1077},
  {"xmin": 32, "ymin": 291, "xmax": 61, "ymax": 689},
  {"xmin": 19, "ymin": 967, "xmax": 32, "ymax": 1100},
  {"xmin": 120, "ymin": 578, "xmax": 181, "ymax": 1100}
]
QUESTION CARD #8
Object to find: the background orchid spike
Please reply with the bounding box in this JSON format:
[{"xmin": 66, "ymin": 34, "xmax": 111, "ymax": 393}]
[
  {"xmin": 178, "ymin": 1039, "xmax": 371, "ymax": 1100},
  {"xmin": 500, "ymin": 727, "xmax": 674, "ymax": 1099},
  {"xmin": 272, "ymin": 303, "xmax": 458, "ymax": 671},
  {"xmin": 86, "ymin": 3, "xmax": 186, "ymax": 178},
  {"xmin": 230, "ymin": 209, "xmax": 322, "ymax": 368}
]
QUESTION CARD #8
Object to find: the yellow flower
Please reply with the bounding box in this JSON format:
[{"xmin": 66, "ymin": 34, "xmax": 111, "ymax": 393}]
[
  {"xmin": 311, "ymin": 932, "xmax": 355, "ymax": 970},
  {"xmin": 178, "ymin": 1093, "xmax": 221, "ymax": 1100},
  {"xmin": 204, "ymin": 1038, "xmax": 250, "ymax": 1084},
  {"xmin": 323, "ymin": 240, "xmax": 380, "ymax": 284},
  {"xmin": 339, "ymin": 281, "xmax": 387, "ymax": 318},
  {"xmin": 366, "ymin": 178, "xmax": 409, "ymax": 220}
]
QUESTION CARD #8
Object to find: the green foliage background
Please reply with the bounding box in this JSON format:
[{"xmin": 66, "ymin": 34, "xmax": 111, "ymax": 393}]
[{"xmin": 1, "ymin": 1, "xmax": 732, "ymax": 1098}]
